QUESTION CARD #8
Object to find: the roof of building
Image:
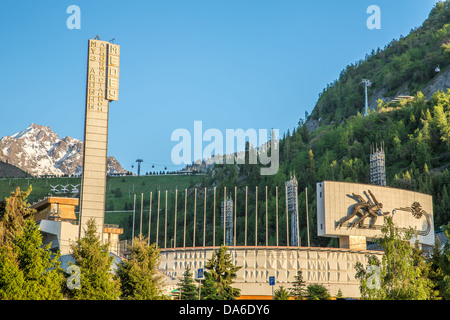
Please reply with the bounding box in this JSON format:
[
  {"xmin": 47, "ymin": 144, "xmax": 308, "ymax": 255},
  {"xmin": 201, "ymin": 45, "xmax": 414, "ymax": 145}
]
[{"xmin": 30, "ymin": 197, "xmax": 79, "ymax": 210}]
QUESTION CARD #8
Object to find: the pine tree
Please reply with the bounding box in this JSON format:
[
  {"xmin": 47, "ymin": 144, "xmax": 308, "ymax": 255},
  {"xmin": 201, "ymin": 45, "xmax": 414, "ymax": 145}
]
[
  {"xmin": 0, "ymin": 220, "xmax": 64, "ymax": 300},
  {"xmin": 116, "ymin": 236, "xmax": 165, "ymax": 300},
  {"xmin": 427, "ymin": 237, "xmax": 444, "ymax": 299},
  {"xmin": 306, "ymin": 283, "xmax": 331, "ymax": 300},
  {"xmin": 0, "ymin": 245, "xmax": 25, "ymax": 299},
  {"xmin": 68, "ymin": 218, "xmax": 121, "ymax": 300},
  {"xmin": 438, "ymin": 223, "xmax": 450, "ymax": 299},
  {"xmin": 202, "ymin": 245, "xmax": 241, "ymax": 300},
  {"xmin": 177, "ymin": 265, "xmax": 198, "ymax": 300},
  {"xmin": 13, "ymin": 220, "xmax": 64, "ymax": 299},
  {"xmin": 0, "ymin": 186, "xmax": 35, "ymax": 246},
  {"xmin": 274, "ymin": 286, "xmax": 290, "ymax": 300},
  {"xmin": 0, "ymin": 187, "xmax": 64, "ymax": 299},
  {"xmin": 289, "ymin": 269, "xmax": 307, "ymax": 300},
  {"xmin": 200, "ymin": 271, "xmax": 220, "ymax": 300},
  {"xmin": 437, "ymin": 185, "xmax": 450, "ymax": 227}
]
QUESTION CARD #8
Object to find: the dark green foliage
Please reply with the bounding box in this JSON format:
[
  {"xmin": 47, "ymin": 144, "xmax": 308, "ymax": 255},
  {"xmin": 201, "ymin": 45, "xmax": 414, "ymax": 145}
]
[
  {"xmin": 116, "ymin": 236, "xmax": 165, "ymax": 300},
  {"xmin": 355, "ymin": 217, "xmax": 435, "ymax": 299},
  {"xmin": 201, "ymin": 245, "xmax": 241, "ymax": 300},
  {"xmin": 310, "ymin": 2, "xmax": 450, "ymax": 124},
  {"xmin": 0, "ymin": 187, "xmax": 35, "ymax": 246},
  {"xmin": 68, "ymin": 219, "xmax": 121, "ymax": 300},
  {"xmin": 200, "ymin": 271, "xmax": 222, "ymax": 300},
  {"xmin": 436, "ymin": 223, "xmax": 450, "ymax": 299},
  {"xmin": 200, "ymin": 90, "xmax": 450, "ymax": 248},
  {"xmin": 274, "ymin": 286, "xmax": 291, "ymax": 300},
  {"xmin": 306, "ymin": 283, "xmax": 331, "ymax": 300},
  {"xmin": 289, "ymin": 269, "xmax": 307, "ymax": 300},
  {"xmin": 0, "ymin": 188, "xmax": 64, "ymax": 300},
  {"xmin": 177, "ymin": 265, "xmax": 199, "ymax": 300},
  {"xmin": 0, "ymin": 220, "xmax": 64, "ymax": 300}
]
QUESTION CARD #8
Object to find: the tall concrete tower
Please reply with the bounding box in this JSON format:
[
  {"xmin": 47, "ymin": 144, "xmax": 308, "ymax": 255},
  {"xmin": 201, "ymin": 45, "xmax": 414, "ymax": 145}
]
[{"xmin": 79, "ymin": 37, "xmax": 120, "ymax": 240}]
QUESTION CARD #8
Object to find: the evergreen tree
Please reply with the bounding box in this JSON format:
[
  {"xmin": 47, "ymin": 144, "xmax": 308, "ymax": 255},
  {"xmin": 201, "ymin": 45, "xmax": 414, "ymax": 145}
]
[
  {"xmin": 0, "ymin": 187, "xmax": 35, "ymax": 246},
  {"xmin": 177, "ymin": 265, "xmax": 198, "ymax": 300},
  {"xmin": 0, "ymin": 220, "xmax": 64, "ymax": 299},
  {"xmin": 201, "ymin": 245, "xmax": 241, "ymax": 300},
  {"xmin": 0, "ymin": 245, "xmax": 24, "ymax": 299},
  {"xmin": 116, "ymin": 236, "xmax": 165, "ymax": 300},
  {"xmin": 274, "ymin": 286, "xmax": 290, "ymax": 300},
  {"xmin": 438, "ymin": 223, "xmax": 450, "ymax": 299},
  {"xmin": 200, "ymin": 271, "xmax": 220, "ymax": 300},
  {"xmin": 68, "ymin": 218, "xmax": 121, "ymax": 300},
  {"xmin": 298, "ymin": 121, "xmax": 310, "ymax": 143},
  {"xmin": 436, "ymin": 185, "xmax": 450, "ymax": 227},
  {"xmin": 15, "ymin": 220, "xmax": 64, "ymax": 299},
  {"xmin": 289, "ymin": 269, "xmax": 307, "ymax": 300},
  {"xmin": 0, "ymin": 187, "xmax": 64, "ymax": 299},
  {"xmin": 427, "ymin": 237, "xmax": 444, "ymax": 299},
  {"xmin": 306, "ymin": 284, "xmax": 331, "ymax": 300}
]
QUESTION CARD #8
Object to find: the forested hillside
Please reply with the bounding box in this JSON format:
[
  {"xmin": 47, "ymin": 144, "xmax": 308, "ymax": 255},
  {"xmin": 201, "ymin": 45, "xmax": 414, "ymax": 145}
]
[
  {"xmin": 197, "ymin": 90, "xmax": 450, "ymax": 248},
  {"xmin": 310, "ymin": 1, "xmax": 450, "ymax": 124},
  {"xmin": 194, "ymin": 2, "xmax": 450, "ymax": 248}
]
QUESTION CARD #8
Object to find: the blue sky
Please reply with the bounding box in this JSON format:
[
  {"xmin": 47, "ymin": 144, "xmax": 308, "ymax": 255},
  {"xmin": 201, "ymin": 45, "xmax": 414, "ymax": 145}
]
[{"xmin": 0, "ymin": 0, "xmax": 441, "ymax": 174}]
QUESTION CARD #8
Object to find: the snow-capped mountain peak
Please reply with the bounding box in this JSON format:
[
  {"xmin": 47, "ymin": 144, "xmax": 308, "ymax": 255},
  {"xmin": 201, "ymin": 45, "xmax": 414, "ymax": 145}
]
[{"xmin": 0, "ymin": 123, "xmax": 127, "ymax": 177}]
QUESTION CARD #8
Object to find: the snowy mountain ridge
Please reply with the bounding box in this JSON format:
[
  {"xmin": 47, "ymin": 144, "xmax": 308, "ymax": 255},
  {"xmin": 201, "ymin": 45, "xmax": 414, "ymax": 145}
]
[{"xmin": 0, "ymin": 123, "xmax": 127, "ymax": 177}]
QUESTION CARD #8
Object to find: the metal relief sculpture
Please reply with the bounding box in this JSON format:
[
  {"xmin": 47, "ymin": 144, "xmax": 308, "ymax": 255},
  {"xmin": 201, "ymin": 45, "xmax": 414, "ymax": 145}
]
[
  {"xmin": 337, "ymin": 190, "xmax": 388, "ymax": 229},
  {"xmin": 395, "ymin": 201, "xmax": 431, "ymax": 236},
  {"xmin": 337, "ymin": 190, "xmax": 431, "ymax": 236}
]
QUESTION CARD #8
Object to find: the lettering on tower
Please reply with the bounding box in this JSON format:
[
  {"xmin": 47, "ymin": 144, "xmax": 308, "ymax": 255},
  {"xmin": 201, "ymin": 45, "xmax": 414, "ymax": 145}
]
[{"xmin": 79, "ymin": 38, "xmax": 120, "ymax": 240}]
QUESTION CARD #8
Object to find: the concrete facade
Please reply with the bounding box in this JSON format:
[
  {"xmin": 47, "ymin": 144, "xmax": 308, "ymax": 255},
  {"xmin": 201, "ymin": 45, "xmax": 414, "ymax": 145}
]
[
  {"xmin": 31, "ymin": 196, "xmax": 123, "ymax": 256},
  {"xmin": 39, "ymin": 219, "xmax": 79, "ymax": 255},
  {"xmin": 317, "ymin": 181, "xmax": 434, "ymax": 247},
  {"xmin": 79, "ymin": 38, "xmax": 120, "ymax": 240},
  {"xmin": 159, "ymin": 246, "xmax": 383, "ymax": 298}
]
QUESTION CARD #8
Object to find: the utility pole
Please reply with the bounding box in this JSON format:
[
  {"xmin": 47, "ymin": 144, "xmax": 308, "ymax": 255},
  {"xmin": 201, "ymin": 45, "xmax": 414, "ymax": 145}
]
[
  {"xmin": 132, "ymin": 194, "xmax": 136, "ymax": 247},
  {"xmin": 276, "ymin": 186, "xmax": 279, "ymax": 247},
  {"xmin": 255, "ymin": 186, "xmax": 258, "ymax": 246},
  {"xmin": 148, "ymin": 191, "xmax": 152, "ymax": 245},
  {"xmin": 135, "ymin": 159, "xmax": 143, "ymax": 176},
  {"xmin": 204, "ymin": 187, "xmax": 207, "ymax": 247},
  {"xmin": 140, "ymin": 193, "xmax": 143, "ymax": 236},
  {"xmin": 306, "ymin": 187, "xmax": 310, "ymax": 247},
  {"xmin": 174, "ymin": 189, "xmax": 177, "ymax": 248},
  {"xmin": 165, "ymin": 190, "xmax": 168, "ymax": 248},
  {"xmin": 193, "ymin": 188, "xmax": 197, "ymax": 247},
  {"xmin": 361, "ymin": 79, "xmax": 372, "ymax": 116},
  {"xmin": 245, "ymin": 186, "xmax": 248, "ymax": 247}
]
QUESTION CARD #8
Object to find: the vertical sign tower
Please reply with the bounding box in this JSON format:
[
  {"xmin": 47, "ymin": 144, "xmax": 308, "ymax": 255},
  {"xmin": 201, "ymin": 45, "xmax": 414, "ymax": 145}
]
[
  {"xmin": 285, "ymin": 174, "xmax": 299, "ymax": 246},
  {"xmin": 221, "ymin": 196, "xmax": 233, "ymax": 246},
  {"xmin": 79, "ymin": 37, "xmax": 120, "ymax": 240},
  {"xmin": 370, "ymin": 142, "xmax": 386, "ymax": 187}
]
